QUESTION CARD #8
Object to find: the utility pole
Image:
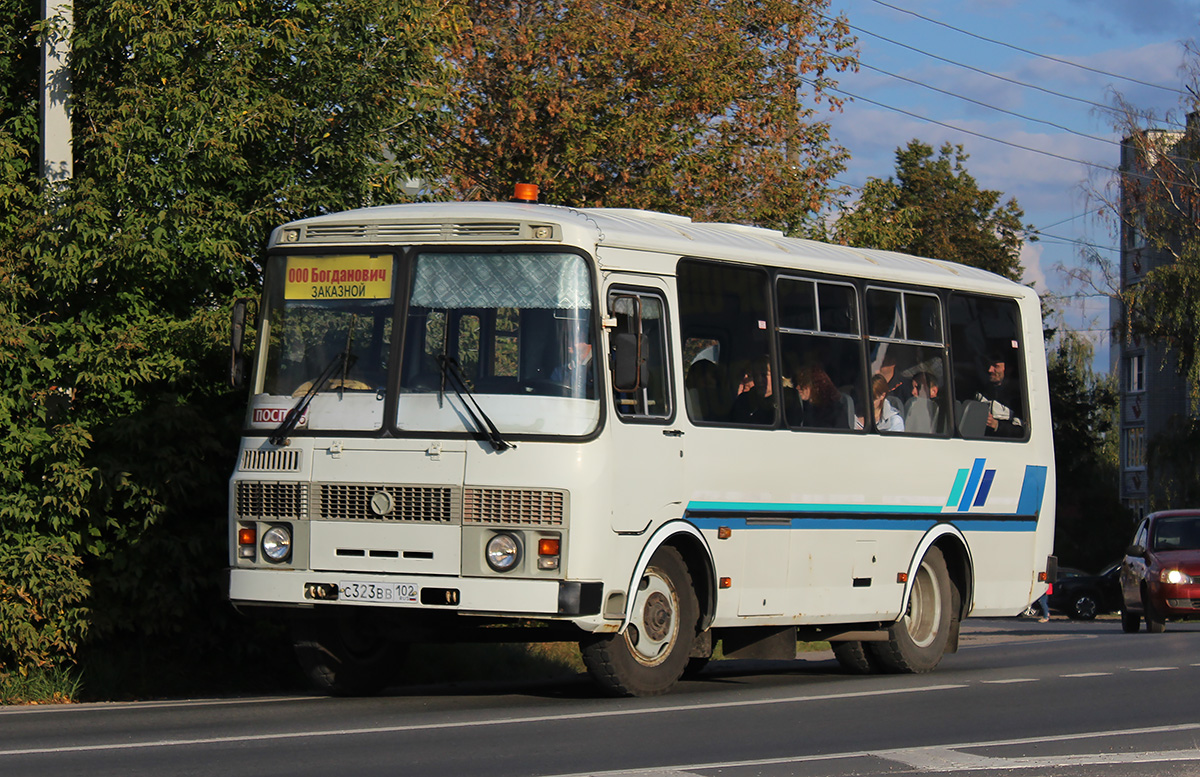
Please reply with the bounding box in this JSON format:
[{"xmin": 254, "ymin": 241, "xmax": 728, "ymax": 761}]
[{"xmin": 41, "ymin": 0, "xmax": 73, "ymax": 182}]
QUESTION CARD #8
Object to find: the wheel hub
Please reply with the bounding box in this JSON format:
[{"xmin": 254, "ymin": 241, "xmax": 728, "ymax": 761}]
[{"xmin": 643, "ymin": 591, "xmax": 672, "ymax": 641}]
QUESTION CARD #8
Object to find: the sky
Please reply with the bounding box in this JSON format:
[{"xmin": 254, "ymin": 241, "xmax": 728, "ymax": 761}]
[{"xmin": 824, "ymin": 0, "xmax": 1200, "ymax": 372}]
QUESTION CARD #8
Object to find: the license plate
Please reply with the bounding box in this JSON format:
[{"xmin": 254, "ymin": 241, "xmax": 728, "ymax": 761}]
[{"xmin": 338, "ymin": 580, "xmax": 418, "ymax": 603}]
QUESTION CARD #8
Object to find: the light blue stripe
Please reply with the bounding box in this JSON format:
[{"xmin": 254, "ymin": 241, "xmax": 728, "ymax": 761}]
[
  {"xmin": 946, "ymin": 468, "xmax": 969, "ymax": 507},
  {"xmin": 688, "ymin": 516, "xmax": 1036, "ymax": 532},
  {"xmin": 686, "ymin": 501, "xmax": 943, "ymax": 514}
]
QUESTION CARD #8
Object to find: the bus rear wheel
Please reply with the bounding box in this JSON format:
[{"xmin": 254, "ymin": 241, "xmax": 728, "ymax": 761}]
[
  {"xmin": 869, "ymin": 546, "xmax": 953, "ymax": 673},
  {"xmin": 833, "ymin": 640, "xmax": 886, "ymax": 674},
  {"xmin": 291, "ymin": 612, "xmax": 406, "ymax": 696},
  {"xmin": 581, "ymin": 546, "xmax": 699, "ymax": 697}
]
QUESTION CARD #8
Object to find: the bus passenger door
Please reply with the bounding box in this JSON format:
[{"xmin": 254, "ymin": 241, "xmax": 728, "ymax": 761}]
[{"xmin": 606, "ymin": 282, "xmax": 683, "ymax": 533}]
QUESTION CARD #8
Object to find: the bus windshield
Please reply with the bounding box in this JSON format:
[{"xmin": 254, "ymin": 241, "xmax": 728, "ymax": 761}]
[
  {"xmin": 252, "ymin": 250, "xmax": 599, "ymax": 438},
  {"xmin": 396, "ymin": 251, "xmax": 598, "ymax": 437},
  {"xmin": 256, "ymin": 253, "xmax": 396, "ymax": 434}
]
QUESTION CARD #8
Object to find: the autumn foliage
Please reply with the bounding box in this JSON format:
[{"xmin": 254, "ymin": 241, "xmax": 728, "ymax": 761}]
[{"xmin": 435, "ymin": 0, "xmax": 857, "ymax": 233}]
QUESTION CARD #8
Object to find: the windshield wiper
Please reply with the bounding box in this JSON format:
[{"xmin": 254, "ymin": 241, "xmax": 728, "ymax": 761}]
[
  {"xmin": 270, "ymin": 350, "xmax": 354, "ymax": 446},
  {"xmin": 436, "ymin": 354, "xmax": 514, "ymax": 452}
]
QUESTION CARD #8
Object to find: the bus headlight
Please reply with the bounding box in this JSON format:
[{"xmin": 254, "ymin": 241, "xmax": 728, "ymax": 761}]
[
  {"xmin": 261, "ymin": 525, "xmax": 292, "ymax": 563},
  {"xmin": 486, "ymin": 533, "xmax": 521, "ymax": 572}
]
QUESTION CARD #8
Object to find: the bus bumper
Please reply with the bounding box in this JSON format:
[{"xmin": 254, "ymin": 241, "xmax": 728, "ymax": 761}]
[{"xmin": 228, "ymin": 568, "xmax": 601, "ymax": 616}]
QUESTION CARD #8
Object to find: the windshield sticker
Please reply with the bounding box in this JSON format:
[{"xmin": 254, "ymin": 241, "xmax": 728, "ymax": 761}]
[
  {"xmin": 285, "ymin": 255, "xmax": 392, "ymax": 300},
  {"xmin": 252, "ymin": 406, "xmax": 307, "ymax": 427}
]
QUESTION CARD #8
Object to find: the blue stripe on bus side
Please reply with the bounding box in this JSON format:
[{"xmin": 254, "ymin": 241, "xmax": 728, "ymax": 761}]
[
  {"xmin": 1017, "ymin": 465, "xmax": 1048, "ymax": 516},
  {"xmin": 685, "ymin": 514, "xmax": 1036, "ymax": 532},
  {"xmin": 957, "ymin": 458, "xmax": 987, "ymax": 512}
]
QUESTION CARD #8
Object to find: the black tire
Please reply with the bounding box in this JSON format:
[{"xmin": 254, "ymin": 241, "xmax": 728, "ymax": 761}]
[
  {"xmin": 1071, "ymin": 593, "xmax": 1099, "ymax": 621},
  {"xmin": 832, "ymin": 640, "xmax": 886, "ymax": 674},
  {"xmin": 291, "ymin": 612, "xmax": 406, "ymax": 696},
  {"xmin": 869, "ymin": 546, "xmax": 953, "ymax": 673},
  {"xmin": 1143, "ymin": 591, "xmax": 1166, "ymax": 633},
  {"xmin": 581, "ymin": 546, "xmax": 699, "ymax": 697},
  {"xmin": 1121, "ymin": 608, "xmax": 1141, "ymax": 633}
]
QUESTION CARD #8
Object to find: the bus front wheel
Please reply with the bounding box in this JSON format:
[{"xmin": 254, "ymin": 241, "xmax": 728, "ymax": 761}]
[
  {"xmin": 869, "ymin": 546, "xmax": 953, "ymax": 673},
  {"xmin": 581, "ymin": 546, "xmax": 699, "ymax": 697},
  {"xmin": 291, "ymin": 612, "xmax": 406, "ymax": 696}
]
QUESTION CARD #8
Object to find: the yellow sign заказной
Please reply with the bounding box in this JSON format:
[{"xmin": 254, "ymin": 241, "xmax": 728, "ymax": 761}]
[{"xmin": 284, "ymin": 255, "xmax": 392, "ymax": 300}]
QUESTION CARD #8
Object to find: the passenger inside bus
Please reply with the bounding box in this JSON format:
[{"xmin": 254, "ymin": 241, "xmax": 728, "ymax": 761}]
[
  {"xmin": 977, "ymin": 351, "xmax": 1023, "ymax": 437},
  {"xmin": 789, "ymin": 363, "xmax": 849, "ymax": 429},
  {"xmin": 858, "ymin": 373, "xmax": 905, "ymax": 432},
  {"xmin": 730, "ymin": 355, "xmax": 777, "ymax": 424},
  {"xmin": 904, "ymin": 370, "xmax": 942, "ymax": 434}
]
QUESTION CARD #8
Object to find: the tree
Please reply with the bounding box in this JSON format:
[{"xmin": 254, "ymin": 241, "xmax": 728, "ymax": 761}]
[
  {"xmin": 834, "ymin": 140, "xmax": 1029, "ymax": 281},
  {"xmin": 1103, "ymin": 49, "xmax": 1200, "ymax": 399},
  {"xmin": 1046, "ymin": 331, "xmax": 1129, "ymax": 570},
  {"xmin": 432, "ymin": 0, "xmax": 857, "ymax": 233},
  {"xmin": 1073, "ymin": 44, "xmax": 1200, "ymax": 510},
  {"xmin": 0, "ymin": 0, "xmax": 448, "ymax": 692}
]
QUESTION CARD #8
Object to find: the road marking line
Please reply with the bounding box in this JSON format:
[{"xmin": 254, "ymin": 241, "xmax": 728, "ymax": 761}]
[
  {"xmin": 0, "ymin": 683, "xmax": 967, "ymax": 758},
  {"xmin": 1060, "ymin": 672, "xmax": 1111, "ymax": 678},
  {"xmin": 540, "ymin": 722, "xmax": 1200, "ymax": 777},
  {"xmin": 1131, "ymin": 666, "xmax": 1178, "ymax": 672},
  {"xmin": 980, "ymin": 678, "xmax": 1037, "ymax": 684},
  {"xmin": 882, "ymin": 747, "xmax": 1200, "ymax": 772}
]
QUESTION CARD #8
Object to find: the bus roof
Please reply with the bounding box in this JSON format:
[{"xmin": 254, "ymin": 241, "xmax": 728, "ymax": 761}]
[{"xmin": 272, "ymin": 201, "xmax": 1033, "ymax": 299}]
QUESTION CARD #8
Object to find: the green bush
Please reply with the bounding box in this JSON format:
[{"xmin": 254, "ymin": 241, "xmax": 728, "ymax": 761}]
[{"xmin": 0, "ymin": 533, "xmax": 89, "ymax": 677}]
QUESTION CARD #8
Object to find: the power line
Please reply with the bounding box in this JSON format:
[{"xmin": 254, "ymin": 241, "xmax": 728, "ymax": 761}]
[
  {"xmin": 848, "ymin": 58, "xmax": 1120, "ymax": 148},
  {"xmin": 1034, "ymin": 232, "xmax": 1121, "ymax": 255},
  {"xmin": 820, "ymin": 81, "xmax": 1121, "ymax": 173},
  {"xmin": 825, "ymin": 82, "xmax": 1200, "ymax": 194},
  {"xmin": 866, "ymin": 0, "xmax": 1188, "ymax": 97},
  {"xmin": 834, "ymin": 16, "xmax": 1192, "ymax": 131}
]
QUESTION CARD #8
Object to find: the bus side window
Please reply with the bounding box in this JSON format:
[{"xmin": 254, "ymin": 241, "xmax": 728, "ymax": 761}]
[
  {"xmin": 678, "ymin": 259, "xmax": 772, "ymax": 426},
  {"xmin": 608, "ymin": 290, "xmax": 672, "ymax": 420},
  {"xmin": 948, "ymin": 294, "xmax": 1027, "ymax": 440}
]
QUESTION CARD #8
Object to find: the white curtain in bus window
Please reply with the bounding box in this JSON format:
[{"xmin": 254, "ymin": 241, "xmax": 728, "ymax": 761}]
[
  {"xmin": 410, "ymin": 253, "xmax": 591, "ymax": 309},
  {"xmin": 397, "ymin": 252, "xmax": 600, "ymax": 437}
]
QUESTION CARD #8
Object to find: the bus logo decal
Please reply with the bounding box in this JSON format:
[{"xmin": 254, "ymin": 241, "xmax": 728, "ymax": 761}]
[{"xmin": 946, "ymin": 458, "xmax": 996, "ymax": 512}]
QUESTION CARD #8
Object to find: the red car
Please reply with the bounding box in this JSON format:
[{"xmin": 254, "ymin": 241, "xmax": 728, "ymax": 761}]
[{"xmin": 1120, "ymin": 509, "xmax": 1200, "ymax": 633}]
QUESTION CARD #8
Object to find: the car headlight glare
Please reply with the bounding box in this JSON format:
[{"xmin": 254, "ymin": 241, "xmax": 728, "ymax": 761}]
[
  {"xmin": 1160, "ymin": 568, "xmax": 1194, "ymax": 585},
  {"xmin": 486, "ymin": 533, "xmax": 521, "ymax": 572},
  {"xmin": 261, "ymin": 525, "xmax": 292, "ymax": 562}
]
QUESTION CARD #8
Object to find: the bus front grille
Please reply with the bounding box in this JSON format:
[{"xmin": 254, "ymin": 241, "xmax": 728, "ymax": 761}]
[
  {"xmin": 316, "ymin": 484, "xmax": 459, "ymax": 523},
  {"xmin": 240, "ymin": 447, "xmax": 301, "ymax": 472},
  {"xmin": 236, "ymin": 481, "xmax": 308, "ymax": 520},
  {"xmin": 463, "ymin": 488, "xmax": 566, "ymax": 526}
]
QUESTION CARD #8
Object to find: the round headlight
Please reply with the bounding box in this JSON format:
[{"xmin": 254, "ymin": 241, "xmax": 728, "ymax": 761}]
[
  {"xmin": 261, "ymin": 525, "xmax": 292, "ymax": 562},
  {"xmin": 486, "ymin": 533, "xmax": 521, "ymax": 572}
]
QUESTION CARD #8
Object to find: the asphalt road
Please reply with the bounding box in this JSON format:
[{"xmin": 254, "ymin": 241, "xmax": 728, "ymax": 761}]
[{"xmin": 5, "ymin": 616, "xmax": 1200, "ymax": 777}]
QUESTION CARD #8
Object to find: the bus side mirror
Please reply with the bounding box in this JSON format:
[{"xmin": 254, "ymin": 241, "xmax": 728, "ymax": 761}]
[
  {"xmin": 230, "ymin": 298, "xmax": 252, "ymax": 389},
  {"xmin": 611, "ymin": 332, "xmax": 646, "ymax": 391}
]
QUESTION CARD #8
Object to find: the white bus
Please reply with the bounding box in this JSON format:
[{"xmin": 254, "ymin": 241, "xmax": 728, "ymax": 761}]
[{"xmin": 228, "ymin": 187, "xmax": 1055, "ymax": 696}]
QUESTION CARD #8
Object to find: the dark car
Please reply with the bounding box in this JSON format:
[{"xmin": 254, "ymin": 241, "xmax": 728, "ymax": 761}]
[
  {"xmin": 1048, "ymin": 563, "xmax": 1121, "ymax": 620},
  {"xmin": 1120, "ymin": 509, "xmax": 1200, "ymax": 633}
]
